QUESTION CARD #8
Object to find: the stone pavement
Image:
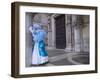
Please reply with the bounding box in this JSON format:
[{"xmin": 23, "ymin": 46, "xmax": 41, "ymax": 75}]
[
  {"xmin": 26, "ymin": 48, "xmax": 89, "ymax": 67},
  {"xmin": 44, "ymin": 49, "xmax": 89, "ymax": 66}
]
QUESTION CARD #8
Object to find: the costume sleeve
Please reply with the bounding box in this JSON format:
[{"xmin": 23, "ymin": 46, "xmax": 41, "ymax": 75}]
[
  {"xmin": 29, "ymin": 26, "xmax": 36, "ymax": 37},
  {"xmin": 29, "ymin": 26, "xmax": 33, "ymax": 33}
]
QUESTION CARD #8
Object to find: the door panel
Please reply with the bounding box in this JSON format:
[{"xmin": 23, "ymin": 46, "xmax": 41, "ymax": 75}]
[{"xmin": 55, "ymin": 15, "xmax": 66, "ymax": 49}]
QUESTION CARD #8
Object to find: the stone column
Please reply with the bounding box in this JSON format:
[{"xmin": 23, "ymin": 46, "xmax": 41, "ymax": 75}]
[
  {"xmin": 74, "ymin": 27, "xmax": 81, "ymax": 52},
  {"xmin": 25, "ymin": 13, "xmax": 33, "ymax": 67},
  {"xmin": 82, "ymin": 16, "xmax": 89, "ymax": 52},
  {"xmin": 65, "ymin": 15, "xmax": 72, "ymax": 52},
  {"xmin": 47, "ymin": 23, "xmax": 53, "ymax": 49},
  {"xmin": 50, "ymin": 15, "xmax": 56, "ymax": 49},
  {"xmin": 74, "ymin": 15, "xmax": 82, "ymax": 52}
]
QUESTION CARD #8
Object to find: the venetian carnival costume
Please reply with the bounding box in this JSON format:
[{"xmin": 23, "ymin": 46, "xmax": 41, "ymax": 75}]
[{"xmin": 29, "ymin": 23, "xmax": 48, "ymax": 65}]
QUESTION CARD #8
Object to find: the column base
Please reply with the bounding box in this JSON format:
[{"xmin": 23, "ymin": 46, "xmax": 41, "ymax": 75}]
[{"xmin": 65, "ymin": 47, "xmax": 74, "ymax": 52}]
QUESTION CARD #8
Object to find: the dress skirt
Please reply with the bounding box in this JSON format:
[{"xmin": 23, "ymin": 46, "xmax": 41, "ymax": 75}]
[{"xmin": 32, "ymin": 41, "xmax": 48, "ymax": 65}]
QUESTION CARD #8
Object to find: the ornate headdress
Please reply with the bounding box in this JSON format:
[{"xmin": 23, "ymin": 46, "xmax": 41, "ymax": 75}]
[{"xmin": 32, "ymin": 23, "xmax": 42, "ymax": 30}]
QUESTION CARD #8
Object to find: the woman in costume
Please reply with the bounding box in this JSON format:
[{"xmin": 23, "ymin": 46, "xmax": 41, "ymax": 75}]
[{"xmin": 29, "ymin": 23, "xmax": 48, "ymax": 65}]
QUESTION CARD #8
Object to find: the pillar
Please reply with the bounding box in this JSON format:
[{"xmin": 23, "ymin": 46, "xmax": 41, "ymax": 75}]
[
  {"xmin": 47, "ymin": 14, "xmax": 56, "ymax": 49},
  {"xmin": 74, "ymin": 15, "xmax": 82, "ymax": 52},
  {"xmin": 65, "ymin": 15, "xmax": 72, "ymax": 52}
]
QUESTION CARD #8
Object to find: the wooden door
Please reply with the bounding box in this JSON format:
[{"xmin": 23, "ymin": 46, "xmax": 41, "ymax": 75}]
[{"xmin": 55, "ymin": 14, "xmax": 66, "ymax": 49}]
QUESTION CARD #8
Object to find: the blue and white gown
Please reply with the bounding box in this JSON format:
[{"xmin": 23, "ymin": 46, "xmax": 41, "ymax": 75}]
[{"xmin": 29, "ymin": 23, "xmax": 48, "ymax": 65}]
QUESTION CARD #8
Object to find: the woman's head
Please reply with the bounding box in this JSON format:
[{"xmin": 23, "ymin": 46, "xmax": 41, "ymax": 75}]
[{"xmin": 33, "ymin": 23, "xmax": 42, "ymax": 30}]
